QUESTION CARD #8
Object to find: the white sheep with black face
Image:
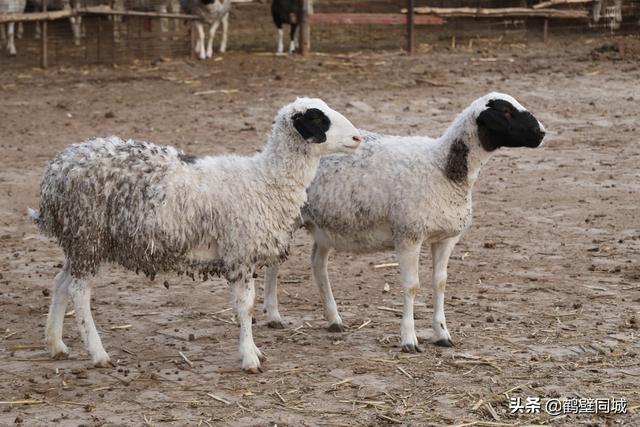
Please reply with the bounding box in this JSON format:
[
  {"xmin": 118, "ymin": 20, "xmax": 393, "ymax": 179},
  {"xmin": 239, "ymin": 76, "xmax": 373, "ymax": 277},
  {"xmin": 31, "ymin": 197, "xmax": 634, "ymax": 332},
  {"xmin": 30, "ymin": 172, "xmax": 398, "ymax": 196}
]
[
  {"xmin": 30, "ymin": 97, "xmax": 361, "ymax": 373},
  {"xmin": 263, "ymin": 92, "xmax": 546, "ymax": 352}
]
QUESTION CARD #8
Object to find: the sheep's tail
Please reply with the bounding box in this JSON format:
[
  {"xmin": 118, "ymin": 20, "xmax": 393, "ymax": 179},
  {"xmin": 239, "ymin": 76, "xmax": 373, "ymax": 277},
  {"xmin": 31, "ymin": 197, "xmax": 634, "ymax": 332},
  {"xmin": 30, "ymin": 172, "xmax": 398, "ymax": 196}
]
[{"xmin": 27, "ymin": 208, "xmax": 40, "ymax": 223}]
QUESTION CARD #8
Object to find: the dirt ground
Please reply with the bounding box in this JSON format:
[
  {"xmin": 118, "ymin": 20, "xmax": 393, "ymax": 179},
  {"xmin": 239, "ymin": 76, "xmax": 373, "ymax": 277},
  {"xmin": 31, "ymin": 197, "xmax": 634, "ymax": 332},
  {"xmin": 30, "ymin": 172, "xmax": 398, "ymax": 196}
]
[{"xmin": 1, "ymin": 34, "xmax": 639, "ymax": 426}]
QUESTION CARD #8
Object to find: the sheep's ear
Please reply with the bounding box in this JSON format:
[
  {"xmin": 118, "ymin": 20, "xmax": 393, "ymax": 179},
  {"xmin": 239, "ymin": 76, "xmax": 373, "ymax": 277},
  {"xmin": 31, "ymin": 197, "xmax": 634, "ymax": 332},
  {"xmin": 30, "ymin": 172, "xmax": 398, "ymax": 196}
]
[
  {"xmin": 292, "ymin": 108, "xmax": 331, "ymax": 144},
  {"xmin": 476, "ymin": 107, "xmax": 509, "ymax": 132}
]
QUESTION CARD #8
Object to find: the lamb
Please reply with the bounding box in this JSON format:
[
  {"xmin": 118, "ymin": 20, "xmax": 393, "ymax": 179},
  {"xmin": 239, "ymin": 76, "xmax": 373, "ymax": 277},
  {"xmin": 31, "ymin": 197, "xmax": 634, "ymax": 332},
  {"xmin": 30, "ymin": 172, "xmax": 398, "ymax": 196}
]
[
  {"xmin": 262, "ymin": 92, "xmax": 546, "ymax": 353},
  {"xmin": 180, "ymin": 0, "xmax": 230, "ymax": 60},
  {"xmin": 271, "ymin": 0, "xmax": 299, "ymax": 54},
  {"xmin": 30, "ymin": 98, "xmax": 362, "ymax": 373},
  {"xmin": 0, "ymin": 0, "xmax": 26, "ymax": 55}
]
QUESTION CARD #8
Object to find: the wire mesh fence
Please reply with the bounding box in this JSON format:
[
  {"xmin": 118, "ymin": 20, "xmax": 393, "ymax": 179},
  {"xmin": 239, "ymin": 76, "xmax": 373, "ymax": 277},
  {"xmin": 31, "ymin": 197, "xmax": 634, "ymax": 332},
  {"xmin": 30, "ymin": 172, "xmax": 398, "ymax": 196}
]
[{"xmin": 1, "ymin": 0, "xmax": 639, "ymax": 68}]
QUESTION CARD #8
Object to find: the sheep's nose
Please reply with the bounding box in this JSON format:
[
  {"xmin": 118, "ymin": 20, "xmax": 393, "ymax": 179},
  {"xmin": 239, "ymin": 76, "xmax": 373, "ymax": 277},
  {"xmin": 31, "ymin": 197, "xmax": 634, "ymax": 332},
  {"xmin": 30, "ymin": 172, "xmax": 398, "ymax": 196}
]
[{"xmin": 352, "ymin": 135, "xmax": 362, "ymax": 143}]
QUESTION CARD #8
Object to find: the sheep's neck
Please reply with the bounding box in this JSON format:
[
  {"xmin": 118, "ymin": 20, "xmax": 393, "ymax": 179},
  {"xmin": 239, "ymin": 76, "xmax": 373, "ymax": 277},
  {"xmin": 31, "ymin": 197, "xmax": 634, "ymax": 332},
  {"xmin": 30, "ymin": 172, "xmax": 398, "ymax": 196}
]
[
  {"xmin": 259, "ymin": 136, "xmax": 320, "ymax": 191},
  {"xmin": 439, "ymin": 121, "xmax": 494, "ymax": 189}
]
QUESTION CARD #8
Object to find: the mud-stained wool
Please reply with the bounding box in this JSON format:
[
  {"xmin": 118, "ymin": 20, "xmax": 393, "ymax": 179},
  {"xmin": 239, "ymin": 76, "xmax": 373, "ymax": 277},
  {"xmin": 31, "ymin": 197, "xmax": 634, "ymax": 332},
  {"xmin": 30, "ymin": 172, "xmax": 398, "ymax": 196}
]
[{"xmin": 34, "ymin": 103, "xmax": 324, "ymax": 282}]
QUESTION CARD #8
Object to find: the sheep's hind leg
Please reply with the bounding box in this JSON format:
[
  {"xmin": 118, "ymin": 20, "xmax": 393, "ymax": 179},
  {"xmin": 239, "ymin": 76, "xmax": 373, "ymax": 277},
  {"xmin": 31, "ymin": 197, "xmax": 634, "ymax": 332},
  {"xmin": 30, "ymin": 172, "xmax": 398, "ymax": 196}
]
[
  {"xmin": 206, "ymin": 20, "xmax": 219, "ymax": 58},
  {"xmin": 234, "ymin": 276, "xmax": 265, "ymax": 373},
  {"xmin": 311, "ymin": 242, "xmax": 344, "ymax": 332},
  {"xmin": 276, "ymin": 27, "xmax": 284, "ymax": 54},
  {"xmin": 219, "ymin": 13, "xmax": 228, "ymax": 53},
  {"xmin": 263, "ymin": 264, "xmax": 284, "ymax": 329},
  {"xmin": 288, "ymin": 23, "xmax": 297, "ymax": 53},
  {"xmin": 70, "ymin": 278, "xmax": 111, "ymax": 367},
  {"xmin": 195, "ymin": 21, "xmax": 206, "ymax": 60},
  {"xmin": 6, "ymin": 22, "xmax": 16, "ymax": 56},
  {"xmin": 45, "ymin": 260, "xmax": 72, "ymax": 359},
  {"xmin": 430, "ymin": 237, "xmax": 459, "ymax": 347},
  {"xmin": 396, "ymin": 241, "xmax": 422, "ymax": 353}
]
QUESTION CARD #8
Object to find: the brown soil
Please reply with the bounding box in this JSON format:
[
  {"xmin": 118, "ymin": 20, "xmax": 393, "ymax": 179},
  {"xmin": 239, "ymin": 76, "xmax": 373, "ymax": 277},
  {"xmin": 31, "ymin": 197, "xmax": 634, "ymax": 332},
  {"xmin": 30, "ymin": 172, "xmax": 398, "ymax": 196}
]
[{"xmin": 0, "ymin": 34, "xmax": 639, "ymax": 426}]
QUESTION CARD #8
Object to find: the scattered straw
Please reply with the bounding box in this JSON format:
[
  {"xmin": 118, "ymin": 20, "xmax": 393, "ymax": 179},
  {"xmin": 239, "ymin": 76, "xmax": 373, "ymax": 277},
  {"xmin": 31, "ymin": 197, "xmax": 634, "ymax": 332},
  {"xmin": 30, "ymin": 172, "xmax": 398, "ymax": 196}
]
[
  {"xmin": 206, "ymin": 393, "xmax": 231, "ymax": 405},
  {"xmin": 331, "ymin": 378, "xmax": 353, "ymax": 387},
  {"xmin": 377, "ymin": 413, "xmax": 403, "ymax": 424},
  {"xmin": 179, "ymin": 351, "xmax": 194, "ymax": 367},
  {"xmin": 377, "ymin": 306, "xmax": 403, "ymax": 314},
  {"xmin": 274, "ymin": 390, "xmax": 287, "ymax": 404},
  {"xmin": 211, "ymin": 315, "xmax": 235, "ymax": 325},
  {"xmin": 485, "ymin": 402, "xmax": 500, "ymax": 421},
  {"xmin": 356, "ymin": 320, "xmax": 371, "ymax": 330},
  {"xmin": 0, "ymin": 399, "xmax": 45, "ymax": 405},
  {"xmin": 110, "ymin": 324, "xmax": 132, "ymax": 330},
  {"xmin": 373, "ymin": 263, "xmax": 399, "ymax": 269},
  {"xmin": 397, "ymin": 366, "xmax": 413, "ymax": 379}
]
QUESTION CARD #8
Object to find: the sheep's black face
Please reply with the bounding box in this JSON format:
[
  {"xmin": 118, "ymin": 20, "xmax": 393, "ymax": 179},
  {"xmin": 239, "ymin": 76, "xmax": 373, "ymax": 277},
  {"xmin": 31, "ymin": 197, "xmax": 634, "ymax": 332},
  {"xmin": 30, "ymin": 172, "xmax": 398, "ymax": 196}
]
[
  {"xmin": 292, "ymin": 108, "xmax": 331, "ymax": 144},
  {"xmin": 476, "ymin": 99, "xmax": 545, "ymax": 151}
]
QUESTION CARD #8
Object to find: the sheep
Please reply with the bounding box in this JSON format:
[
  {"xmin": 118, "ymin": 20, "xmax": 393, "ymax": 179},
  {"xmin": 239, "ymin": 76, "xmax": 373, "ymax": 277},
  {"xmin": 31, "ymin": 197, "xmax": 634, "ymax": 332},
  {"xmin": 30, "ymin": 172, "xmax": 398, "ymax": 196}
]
[
  {"xmin": 28, "ymin": 0, "xmax": 82, "ymax": 46},
  {"xmin": 30, "ymin": 98, "xmax": 362, "ymax": 373},
  {"xmin": 271, "ymin": 0, "xmax": 299, "ymax": 54},
  {"xmin": 592, "ymin": 0, "xmax": 623, "ymax": 30},
  {"xmin": 0, "ymin": 0, "xmax": 26, "ymax": 55},
  {"xmin": 180, "ymin": 0, "xmax": 230, "ymax": 60},
  {"xmin": 262, "ymin": 92, "xmax": 546, "ymax": 353}
]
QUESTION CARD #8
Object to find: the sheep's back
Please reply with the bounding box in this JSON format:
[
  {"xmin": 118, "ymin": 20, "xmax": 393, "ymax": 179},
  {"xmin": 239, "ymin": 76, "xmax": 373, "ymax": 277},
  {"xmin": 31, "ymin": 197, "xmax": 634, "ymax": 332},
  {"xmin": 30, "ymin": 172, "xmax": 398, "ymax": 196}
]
[
  {"xmin": 37, "ymin": 136, "xmax": 205, "ymax": 277},
  {"xmin": 1, "ymin": 0, "xmax": 26, "ymax": 13},
  {"xmin": 305, "ymin": 130, "xmax": 464, "ymax": 245}
]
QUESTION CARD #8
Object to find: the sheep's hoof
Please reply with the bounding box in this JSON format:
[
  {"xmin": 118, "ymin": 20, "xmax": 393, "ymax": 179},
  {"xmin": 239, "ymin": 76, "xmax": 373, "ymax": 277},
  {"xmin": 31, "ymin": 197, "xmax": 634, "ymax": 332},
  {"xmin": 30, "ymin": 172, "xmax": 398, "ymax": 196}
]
[
  {"xmin": 51, "ymin": 349, "xmax": 69, "ymax": 360},
  {"xmin": 327, "ymin": 323, "xmax": 346, "ymax": 333},
  {"xmin": 267, "ymin": 320, "xmax": 284, "ymax": 329},
  {"xmin": 93, "ymin": 357, "xmax": 114, "ymax": 368},
  {"xmin": 401, "ymin": 344, "xmax": 423, "ymax": 353},
  {"xmin": 252, "ymin": 316, "xmax": 257, "ymax": 324},
  {"xmin": 434, "ymin": 338, "xmax": 454, "ymax": 347},
  {"xmin": 243, "ymin": 366, "xmax": 263, "ymax": 374}
]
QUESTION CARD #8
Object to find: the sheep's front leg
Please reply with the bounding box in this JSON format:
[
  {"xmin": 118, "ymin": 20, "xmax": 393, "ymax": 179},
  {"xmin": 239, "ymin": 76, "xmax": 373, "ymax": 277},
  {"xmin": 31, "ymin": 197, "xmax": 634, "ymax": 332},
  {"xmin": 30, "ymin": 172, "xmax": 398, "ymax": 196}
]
[
  {"xmin": 396, "ymin": 241, "xmax": 422, "ymax": 353},
  {"xmin": 311, "ymin": 242, "xmax": 344, "ymax": 332},
  {"xmin": 288, "ymin": 23, "xmax": 297, "ymax": 53},
  {"xmin": 45, "ymin": 260, "xmax": 72, "ymax": 359},
  {"xmin": 195, "ymin": 21, "xmax": 206, "ymax": 60},
  {"xmin": 206, "ymin": 20, "xmax": 219, "ymax": 58},
  {"xmin": 158, "ymin": 4, "xmax": 169, "ymax": 33},
  {"xmin": 6, "ymin": 22, "xmax": 16, "ymax": 56},
  {"xmin": 234, "ymin": 277, "xmax": 265, "ymax": 373},
  {"xmin": 430, "ymin": 237, "xmax": 459, "ymax": 347},
  {"xmin": 219, "ymin": 14, "xmax": 228, "ymax": 53},
  {"xmin": 276, "ymin": 27, "xmax": 284, "ymax": 54},
  {"xmin": 263, "ymin": 264, "xmax": 284, "ymax": 329},
  {"xmin": 69, "ymin": 278, "xmax": 111, "ymax": 367}
]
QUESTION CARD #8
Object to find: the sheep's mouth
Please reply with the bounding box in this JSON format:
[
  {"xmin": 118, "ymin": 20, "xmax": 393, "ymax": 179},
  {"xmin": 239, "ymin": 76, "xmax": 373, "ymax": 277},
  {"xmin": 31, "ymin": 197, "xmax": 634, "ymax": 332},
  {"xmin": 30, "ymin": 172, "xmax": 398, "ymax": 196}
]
[{"xmin": 343, "ymin": 136, "xmax": 362, "ymax": 149}]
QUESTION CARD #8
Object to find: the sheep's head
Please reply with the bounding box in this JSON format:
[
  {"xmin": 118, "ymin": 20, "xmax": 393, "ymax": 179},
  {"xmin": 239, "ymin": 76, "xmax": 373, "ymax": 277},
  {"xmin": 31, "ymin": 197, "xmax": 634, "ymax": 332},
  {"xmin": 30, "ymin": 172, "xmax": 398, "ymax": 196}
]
[
  {"xmin": 473, "ymin": 92, "xmax": 546, "ymax": 151},
  {"xmin": 279, "ymin": 98, "xmax": 361, "ymax": 154}
]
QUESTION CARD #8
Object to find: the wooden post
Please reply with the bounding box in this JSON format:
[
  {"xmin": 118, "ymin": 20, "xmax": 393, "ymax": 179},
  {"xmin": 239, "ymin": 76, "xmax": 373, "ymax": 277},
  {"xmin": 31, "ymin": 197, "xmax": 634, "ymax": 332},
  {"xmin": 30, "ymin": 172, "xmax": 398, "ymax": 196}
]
[
  {"xmin": 190, "ymin": 22, "xmax": 195, "ymax": 60},
  {"xmin": 41, "ymin": 1, "xmax": 48, "ymax": 68},
  {"xmin": 543, "ymin": 18, "xmax": 549, "ymax": 43},
  {"xmin": 300, "ymin": 0, "xmax": 311, "ymax": 56},
  {"xmin": 407, "ymin": 0, "xmax": 415, "ymax": 55},
  {"xmin": 97, "ymin": 15, "xmax": 101, "ymax": 63}
]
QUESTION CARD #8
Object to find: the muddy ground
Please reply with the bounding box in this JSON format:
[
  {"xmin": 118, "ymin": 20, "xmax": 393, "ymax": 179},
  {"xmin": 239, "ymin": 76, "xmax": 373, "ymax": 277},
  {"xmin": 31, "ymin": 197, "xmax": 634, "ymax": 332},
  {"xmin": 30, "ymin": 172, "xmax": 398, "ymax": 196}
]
[{"xmin": 1, "ymin": 34, "xmax": 639, "ymax": 426}]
